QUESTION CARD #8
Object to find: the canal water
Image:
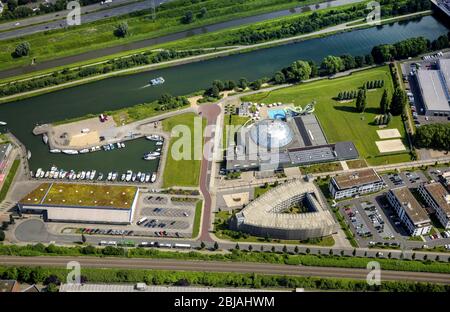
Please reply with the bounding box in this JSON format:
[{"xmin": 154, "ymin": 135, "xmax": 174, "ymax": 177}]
[{"xmin": 0, "ymin": 15, "xmax": 448, "ymax": 175}]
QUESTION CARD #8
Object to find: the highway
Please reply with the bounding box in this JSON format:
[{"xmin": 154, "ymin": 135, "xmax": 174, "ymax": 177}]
[
  {"xmin": 0, "ymin": 255, "xmax": 449, "ymax": 284},
  {"xmin": 0, "ymin": 0, "xmax": 167, "ymax": 41}
]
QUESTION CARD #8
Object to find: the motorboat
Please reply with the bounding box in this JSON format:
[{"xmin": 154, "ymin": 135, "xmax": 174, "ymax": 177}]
[
  {"xmin": 79, "ymin": 149, "xmax": 90, "ymax": 154},
  {"xmin": 62, "ymin": 150, "xmax": 78, "ymax": 155},
  {"xmin": 44, "ymin": 171, "xmax": 50, "ymax": 178},
  {"xmin": 125, "ymin": 170, "xmax": 132, "ymax": 182},
  {"xmin": 90, "ymin": 170, "xmax": 96, "ymax": 180},
  {"xmin": 145, "ymin": 151, "xmax": 161, "ymax": 157},
  {"xmin": 49, "ymin": 149, "xmax": 61, "ymax": 153},
  {"xmin": 97, "ymin": 173, "xmax": 104, "ymax": 180},
  {"xmin": 151, "ymin": 173, "xmax": 157, "ymax": 183},
  {"xmin": 76, "ymin": 172, "xmax": 81, "ymax": 179},
  {"xmin": 146, "ymin": 134, "xmax": 162, "ymax": 141},
  {"xmin": 86, "ymin": 171, "xmax": 91, "ymax": 179},
  {"xmin": 0, "ymin": 121, "xmax": 6, "ymax": 126},
  {"xmin": 143, "ymin": 155, "xmax": 158, "ymax": 161},
  {"xmin": 155, "ymin": 141, "xmax": 163, "ymax": 146},
  {"xmin": 121, "ymin": 174, "xmax": 126, "ymax": 181},
  {"xmin": 145, "ymin": 174, "xmax": 150, "ymax": 183},
  {"xmin": 131, "ymin": 173, "xmax": 137, "ymax": 182},
  {"xmin": 149, "ymin": 77, "xmax": 165, "ymax": 86},
  {"xmin": 107, "ymin": 172, "xmax": 113, "ymax": 181},
  {"xmin": 112, "ymin": 172, "xmax": 118, "ymax": 180},
  {"xmin": 42, "ymin": 134, "xmax": 49, "ymax": 144},
  {"xmin": 140, "ymin": 175, "xmax": 145, "ymax": 183},
  {"xmin": 137, "ymin": 172, "xmax": 142, "ymax": 179},
  {"xmin": 80, "ymin": 171, "xmax": 86, "ymax": 180}
]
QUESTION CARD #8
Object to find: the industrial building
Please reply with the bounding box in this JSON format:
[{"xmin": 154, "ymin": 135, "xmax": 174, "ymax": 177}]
[
  {"xmin": 418, "ymin": 182, "xmax": 450, "ymax": 229},
  {"xmin": 415, "ymin": 59, "xmax": 450, "ymax": 116},
  {"xmin": 329, "ymin": 169, "xmax": 385, "ymax": 200},
  {"xmin": 432, "ymin": 0, "xmax": 450, "ymax": 18},
  {"xmin": 230, "ymin": 180, "xmax": 338, "ymax": 240},
  {"xmin": 386, "ymin": 187, "xmax": 432, "ymax": 236},
  {"xmin": 18, "ymin": 183, "xmax": 139, "ymax": 224},
  {"xmin": 226, "ymin": 114, "xmax": 358, "ymax": 172}
]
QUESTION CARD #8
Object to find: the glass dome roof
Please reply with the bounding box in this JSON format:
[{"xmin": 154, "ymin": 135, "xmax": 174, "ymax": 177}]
[{"xmin": 249, "ymin": 119, "xmax": 293, "ymax": 149}]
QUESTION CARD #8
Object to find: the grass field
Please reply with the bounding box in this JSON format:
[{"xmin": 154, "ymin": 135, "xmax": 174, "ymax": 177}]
[
  {"xmin": 0, "ymin": 158, "xmax": 19, "ymax": 203},
  {"xmin": 162, "ymin": 113, "xmax": 206, "ymax": 188},
  {"xmin": 243, "ymin": 66, "xmax": 411, "ymax": 166},
  {"xmin": 223, "ymin": 114, "xmax": 249, "ymax": 149},
  {"xmin": 191, "ymin": 200, "xmax": 203, "ymax": 239},
  {"xmin": 0, "ymin": 0, "xmax": 326, "ymax": 72}
]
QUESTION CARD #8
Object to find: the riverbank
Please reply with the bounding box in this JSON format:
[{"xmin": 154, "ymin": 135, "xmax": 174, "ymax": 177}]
[{"xmin": 0, "ymin": 11, "xmax": 434, "ymax": 104}]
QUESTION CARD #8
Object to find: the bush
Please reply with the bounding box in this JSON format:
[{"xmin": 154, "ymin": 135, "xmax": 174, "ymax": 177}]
[
  {"xmin": 0, "ymin": 230, "xmax": 4, "ymax": 241},
  {"xmin": 114, "ymin": 22, "xmax": 129, "ymax": 38},
  {"xmin": 13, "ymin": 42, "xmax": 30, "ymax": 57}
]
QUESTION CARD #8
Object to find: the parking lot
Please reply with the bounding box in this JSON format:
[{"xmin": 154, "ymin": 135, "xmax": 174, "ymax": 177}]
[{"xmin": 381, "ymin": 170, "xmax": 427, "ymax": 189}]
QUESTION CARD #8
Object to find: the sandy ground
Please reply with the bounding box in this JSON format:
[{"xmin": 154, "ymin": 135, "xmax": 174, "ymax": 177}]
[
  {"xmin": 376, "ymin": 139, "xmax": 406, "ymax": 153},
  {"xmin": 377, "ymin": 128, "xmax": 401, "ymax": 139},
  {"xmin": 222, "ymin": 192, "xmax": 250, "ymax": 208},
  {"xmin": 70, "ymin": 131, "xmax": 100, "ymax": 147}
]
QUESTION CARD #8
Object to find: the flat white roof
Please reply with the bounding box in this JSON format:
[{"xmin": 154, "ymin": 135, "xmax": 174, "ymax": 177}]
[
  {"xmin": 439, "ymin": 59, "xmax": 450, "ymax": 95},
  {"xmin": 416, "ymin": 70, "xmax": 450, "ymax": 112}
]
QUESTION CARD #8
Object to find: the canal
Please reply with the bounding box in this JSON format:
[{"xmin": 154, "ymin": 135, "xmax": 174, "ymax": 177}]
[{"xmin": 0, "ymin": 15, "xmax": 448, "ymax": 175}]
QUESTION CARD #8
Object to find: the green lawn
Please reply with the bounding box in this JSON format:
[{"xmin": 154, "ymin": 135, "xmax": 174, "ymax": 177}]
[
  {"xmin": 223, "ymin": 114, "xmax": 249, "ymax": 149},
  {"xmin": 162, "ymin": 113, "xmax": 205, "ymax": 188},
  {"xmin": 299, "ymin": 162, "xmax": 343, "ymax": 175},
  {"xmin": 192, "ymin": 200, "xmax": 203, "ymax": 238},
  {"xmin": 243, "ymin": 66, "xmax": 411, "ymax": 166},
  {"xmin": 0, "ymin": 159, "xmax": 20, "ymax": 202}
]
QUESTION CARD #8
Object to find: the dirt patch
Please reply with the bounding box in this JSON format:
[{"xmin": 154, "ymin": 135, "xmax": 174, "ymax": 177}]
[
  {"xmin": 376, "ymin": 139, "xmax": 406, "ymax": 153},
  {"xmin": 377, "ymin": 128, "xmax": 401, "ymax": 139},
  {"xmin": 222, "ymin": 192, "xmax": 249, "ymax": 208}
]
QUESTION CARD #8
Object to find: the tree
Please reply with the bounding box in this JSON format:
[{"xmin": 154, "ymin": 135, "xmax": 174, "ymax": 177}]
[
  {"xmin": 248, "ymin": 245, "xmax": 253, "ymax": 252},
  {"xmin": 212, "ymin": 80, "xmax": 225, "ymax": 91},
  {"xmin": 235, "ymin": 243, "xmax": 240, "ymax": 250},
  {"xmin": 341, "ymin": 54, "xmax": 356, "ymax": 70},
  {"xmin": 390, "ymin": 87, "xmax": 407, "ymax": 116},
  {"xmin": 352, "ymin": 249, "xmax": 356, "ymax": 256},
  {"xmin": 380, "ymin": 89, "xmax": 389, "ymax": 114},
  {"xmin": 250, "ymin": 79, "xmax": 262, "ymax": 90},
  {"xmin": 271, "ymin": 246, "xmax": 276, "ymax": 253},
  {"xmin": 14, "ymin": 42, "xmax": 30, "ymax": 57},
  {"xmin": 0, "ymin": 229, "xmax": 4, "ymax": 241},
  {"xmin": 81, "ymin": 234, "xmax": 87, "ymax": 244},
  {"xmin": 294, "ymin": 246, "xmax": 299, "ymax": 254},
  {"xmin": 308, "ymin": 60, "xmax": 319, "ymax": 78},
  {"xmin": 182, "ymin": 11, "xmax": 194, "ymax": 24},
  {"xmin": 46, "ymin": 283, "xmax": 59, "ymax": 293},
  {"xmin": 237, "ymin": 77, "xmax": 248, "ymax": 90},
  {"xmin": 114, "ymin": 22, "xmax": 129, "ymax": 38},
  {"xmin": 290, "ymin": 60, "xmax": 312, "ymax": 82},
  {"xmin": 273, "ymin": 71, "xmax": 285, "ymax": 84},
  {"xmin": 225, "ymin": 80, "xmax": 236, "ymax": 90},
  {"xmin": 200, "ymin": 241, "xmax": 206, "ymax": 249},
  {"xmin": 371, "ymin": 44, "xmax": 395, "ymax": 63},
  {"xmin": 282, "ymin": 245, "xmax": 288, "ymax": 253},
  {"xmin": 306, "ymin": 248, "xmax": 310, "ymax": 254},
  {"xmin": 213, "ymin": 242, "xmax": 219, "ymax": 250},
  {"xmin": 199, "ymin": 7, "xmax": 208, "ymax": 18},
  {"xmin": 321, "ymin": 55, "xmax": 344, "ymax": 75},
  {"xmin": 355, "ymin": 88, "xmax": 367, "ymax": 112}
]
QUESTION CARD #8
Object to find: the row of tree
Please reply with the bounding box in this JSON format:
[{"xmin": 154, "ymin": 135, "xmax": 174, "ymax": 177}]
[
  {"xmin": 365, "ymin": 80, "xmax": 385, "ymax": 89},
  {"xmin": 228, "ymin": 0, "xmax": 431, "ymax": 45}
]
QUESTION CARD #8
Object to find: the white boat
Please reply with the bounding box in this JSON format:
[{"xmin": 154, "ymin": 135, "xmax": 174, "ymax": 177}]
[
  {"xmin": 86, "ymin": 171, "xmax": 91, "ymax": 179},
  {"xmin": 125, "ymin": 170, "xmax": 132, "ymax": 182},
  {"xmin": 76, "ymin": 172, "xmax": 81, "ymax": 179},
  {"xmin": 90, "ymin": 170, "xmax": 96, "ymax": 180},
  {"xmin": 107, "ymin": 172, "xmax": 113, "ymax": 181},
  {"xmin": 121, "ymin": 174, "xmax": 126, "ymax": 181},
  {"xmin": 155, "ymin": 141, "xmax": 163, "ymax": 146},
  {"xmin": 27, "ymin": 150, "xmax": 32, "ymax": 159},
  {"xmin": 39, "ymin": 171, "xmax": 45, "ymax": 178},
  {"xmin": 137, "ymin": 172, "xmax": 142, "ymax": 179},
  {"xmin": 36, "ymin": 168, "xmax": 42, "ymax": 177},
  {"xmin": 79, "ymin": 149, "xmax": 89, "ymax": 154},
  {"xmin": 112, "ymin": 172, "xmax": 118, "ymax": 180},
  {"xmin": 62, "ymin": 150, "xmax": 78, "ymax": 155},
  {"xmin": 146, "ymin": 134, "xmax": 162, "ymax": 141},
  {"xmin": 97, "ymin": 173, "xmax": 104, "ymax": 180},
  {"xmin": 140, "ymin": 175, "xmax": 145, "ymax": 183},
  {"xmin": 0, "ymin": 121, "xmax": 7, "ymax": 126},
  {"xmin": 44, "ymin": 171, "xmax": 50, "ymax": 178},
  {"xmin": 144, "ymin": 155, "xmax": 157, "ymax": 161},
  {"xmin": 149, "ymin": 77, "xmax": 165, "ymax": 86},
  {"xmin": 121, "ymin": 142, "xmax": 125, "ymax": 148},
  {"xmin": 80, "ymin": 171, "xmax": 86, "ymax": 180},
  {"xmin": 145, "ymin": 174, "xmax": 150, "ymax": 183},
  {"xmin": 132, "ymin": 173, "xmax": 137, "ymax": 182},
  {"xmin": 49, "ymin": 149, "xmax": 61, "ymax": 153},
  {"xmin": 145, "ymin": 151, "xmax": 161, "ymax": 157},
  {"xmin": 151, "ymin": 173, "xmax": 156, "ymax": 183},
  {"xmin": 42, "ymin": 134, "xmax": 49, "ymax": 144}
]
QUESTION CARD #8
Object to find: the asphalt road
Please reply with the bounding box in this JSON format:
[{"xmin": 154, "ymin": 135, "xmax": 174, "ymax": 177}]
[
  {"xmin": 0, "ymin": 0, "xmax": 144, "ymax": 32},
  {"xmin": 0, "ymin": 0, "xmax": 167, "ymax": 41},
  {"xmin": 0, "ymin": 255, "xmax": 449, "ymax": 284}
]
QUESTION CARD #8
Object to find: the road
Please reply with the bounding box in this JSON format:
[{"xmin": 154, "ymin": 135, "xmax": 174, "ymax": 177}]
[
  {"xmin": 0, "ymin": 0, "xmax": 167, "ymax": 40},
  {"xmin": 0, "ymin": 255, "xmax": 449, "ymax": 284}
]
